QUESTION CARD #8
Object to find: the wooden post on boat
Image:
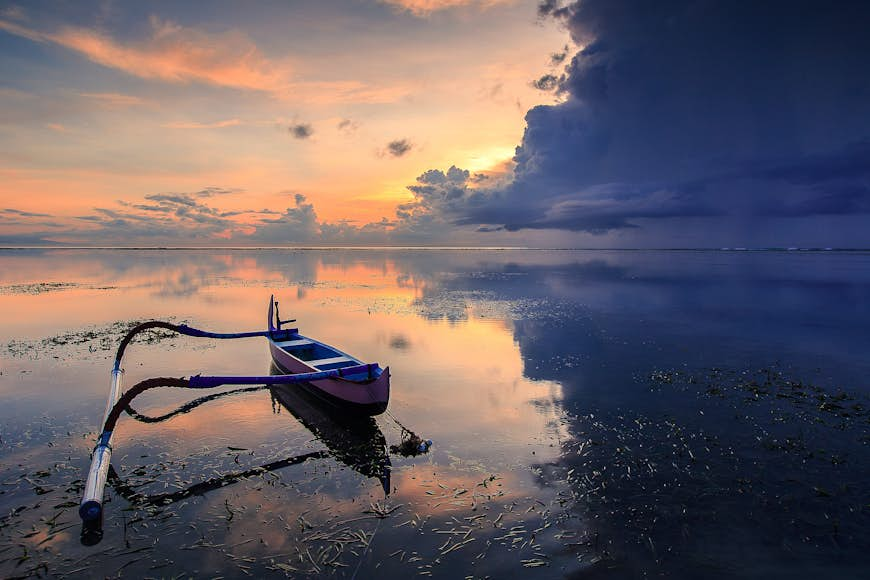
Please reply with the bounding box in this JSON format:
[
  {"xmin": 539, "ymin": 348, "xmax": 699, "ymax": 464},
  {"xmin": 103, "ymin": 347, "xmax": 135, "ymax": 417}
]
[{"xmin": 80, "ymin": 362, "xmax": 124, "ymax": 524}]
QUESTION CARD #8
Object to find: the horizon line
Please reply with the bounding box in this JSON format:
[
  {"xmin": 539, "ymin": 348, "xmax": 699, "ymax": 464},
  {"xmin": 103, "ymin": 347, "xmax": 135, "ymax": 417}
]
[{"xmin": 1, "ymin": 245, "xmax": 869, "ymax": 252}]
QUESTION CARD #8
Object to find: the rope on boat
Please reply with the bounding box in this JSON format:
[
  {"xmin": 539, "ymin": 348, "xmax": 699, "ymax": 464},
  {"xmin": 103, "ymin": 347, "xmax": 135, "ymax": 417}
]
[{"xmin": 384, "ymin": 409, "xmax": 431, "ymax": 456}]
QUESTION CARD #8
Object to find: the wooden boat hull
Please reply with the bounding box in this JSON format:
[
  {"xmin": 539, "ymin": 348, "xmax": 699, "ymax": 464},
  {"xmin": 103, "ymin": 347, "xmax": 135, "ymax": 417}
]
[
  {"xmin": 267, "ymin": 297, "xmax": 389, "ymax": 416},
  {"xmin": 269, "ymin": 342, "xmax": 390, "ymax": 415}
]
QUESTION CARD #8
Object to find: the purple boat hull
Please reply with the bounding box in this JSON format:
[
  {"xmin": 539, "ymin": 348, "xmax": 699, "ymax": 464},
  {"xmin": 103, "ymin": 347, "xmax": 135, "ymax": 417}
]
[{"xmin": 267, "ymin": 297, "xmax": 390, "ymax": 416}]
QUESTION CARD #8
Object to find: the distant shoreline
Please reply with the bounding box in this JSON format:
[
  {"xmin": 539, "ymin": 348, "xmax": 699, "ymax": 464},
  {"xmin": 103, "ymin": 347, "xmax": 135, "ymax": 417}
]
[{"xmin": 1, "ymin": 246, "xmax": 869, "ymax": 252}]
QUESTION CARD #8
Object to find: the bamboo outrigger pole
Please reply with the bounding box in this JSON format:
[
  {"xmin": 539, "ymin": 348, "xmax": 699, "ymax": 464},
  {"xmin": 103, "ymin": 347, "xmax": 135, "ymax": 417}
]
[
  {"xmin": 79, "ymin": 320, "xmax": 378, "ymax": 526},
  {"xmin": 79, "ymin": 359, "xmax": 124, "ymax": 523}
]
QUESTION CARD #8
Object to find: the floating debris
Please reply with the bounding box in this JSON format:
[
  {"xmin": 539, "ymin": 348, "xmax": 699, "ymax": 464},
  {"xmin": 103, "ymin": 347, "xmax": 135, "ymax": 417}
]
[{"xmin": 390, "ymin": 435, "xmax": 432, "ymax": 457}]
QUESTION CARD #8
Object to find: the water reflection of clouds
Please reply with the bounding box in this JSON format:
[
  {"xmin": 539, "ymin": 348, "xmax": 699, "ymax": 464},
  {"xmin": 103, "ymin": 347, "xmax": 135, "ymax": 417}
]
[
  {"xmin": 3, "ymin": 249, "xmax": 869, "ymax": 577},
  {"xmin": 388, "ymin": 333, "xmax": 411, "ymax": 351},
  {"xmin": 395, "ymin": 251, "xmax": 870, "ymax": 397},
  {"xmin": 0, "ymin": 249, "xmax": 323, "ymax": 298},
  {"xmin": 6, "ymin": 248, "xmax": 869, "ymax": 403}
]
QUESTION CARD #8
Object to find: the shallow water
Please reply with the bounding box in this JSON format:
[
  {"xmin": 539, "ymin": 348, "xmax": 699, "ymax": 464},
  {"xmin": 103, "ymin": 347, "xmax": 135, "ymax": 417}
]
[{"xmin": 0, "ymin": 249, "xmax": 868, "ymax": 578}]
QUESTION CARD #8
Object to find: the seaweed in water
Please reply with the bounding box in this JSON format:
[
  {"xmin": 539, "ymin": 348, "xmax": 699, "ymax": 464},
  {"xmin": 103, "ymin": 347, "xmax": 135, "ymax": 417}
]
[
  {"xmin": 6, "ymin": 318, "xmax": 184, "ymax": 360},
  {"xmin": 389, "ymin": 432, "xmax": 432, "ymax": 457}
]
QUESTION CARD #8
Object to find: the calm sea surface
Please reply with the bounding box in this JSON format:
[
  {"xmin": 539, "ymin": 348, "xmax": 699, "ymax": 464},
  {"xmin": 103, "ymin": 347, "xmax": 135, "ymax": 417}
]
[{"xmin": 1, "ymin": 249, "xmax": 868, "ymax": 578}]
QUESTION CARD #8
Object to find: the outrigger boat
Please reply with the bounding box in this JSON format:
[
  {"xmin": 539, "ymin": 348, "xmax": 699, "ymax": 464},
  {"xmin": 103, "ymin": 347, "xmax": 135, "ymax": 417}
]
[
  {"xmin": 80, "ymin": 296, "xmax": 392, "ymax": 530},
  {"xmin": 268, "ymin": 297, "xmax": 390, "ymax": 415}
]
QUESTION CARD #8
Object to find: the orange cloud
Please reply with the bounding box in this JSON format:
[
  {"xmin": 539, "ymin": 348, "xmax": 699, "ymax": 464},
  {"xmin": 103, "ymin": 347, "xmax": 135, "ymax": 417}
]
[
  {"xmin": 0, "ymin": 17, "xmax": 408, "ymax": 104},
  {"xmin": 0, "ymin": 16, "xmax": 282, "ymax": 91},
  {"xmin": 292, "ymin": 79, "xmax": 411, "ymax": 105},
  {"xmin": 0, "ymin": 18, "xmax": 42, "ymax": 41},
  {"xmin": 55, "ymin": 16, "xmax": 288, "ymax": 91},
  {"xmin": 162, "ymin": 119, "xmax": 242, "ymax": 129}
]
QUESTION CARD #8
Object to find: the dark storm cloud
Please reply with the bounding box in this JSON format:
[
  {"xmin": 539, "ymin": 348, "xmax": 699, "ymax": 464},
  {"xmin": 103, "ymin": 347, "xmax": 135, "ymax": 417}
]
[
  {"xmin": 754, "ymin": 141, "xmax": 870, "ymax": 187},
  {"xmin": 386, "ymin": 138, "xmax": 412, "ymax": 157},
  {"xmin": 531, "ymin": 73, "xmax": 560, "ymax": 92},
  {"xmin": 424, "ymin": 1, "xmax": 870, "ymax": 239},
  {"xmin": 288, "ymin": 123, "xmax": 313, "ymax": 139},
  {"xmin": 549, "ymin": 46, "xmax": 569, "ymax": 66},
  {"xmin": 745, "ymin": 141, "xmax": 870, "ymax": 216},
  {"xmin": 407, "ymin": 166, "xmax": 473, "ymax": 202},
  {"xmin": 398, "ymin": 166, "xmax": 482, "ymax": 224},
  {"xmin": 537, "ymin": 0, "xmax": 570, "ymax": 19}
]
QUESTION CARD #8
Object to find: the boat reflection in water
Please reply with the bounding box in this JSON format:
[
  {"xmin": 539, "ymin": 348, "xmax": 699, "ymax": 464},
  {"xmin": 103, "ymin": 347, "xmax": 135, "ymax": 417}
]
[
  {"xmin": 107, "ymin": 368, "xmax": 391, "ymax": 514},
  {"xmin": 90, "ymin": 367, "xmax": 392, "ymax": 545},
  {"xmin": 268, "ymin": 364, "xmax": 391, "ymax": 496}
]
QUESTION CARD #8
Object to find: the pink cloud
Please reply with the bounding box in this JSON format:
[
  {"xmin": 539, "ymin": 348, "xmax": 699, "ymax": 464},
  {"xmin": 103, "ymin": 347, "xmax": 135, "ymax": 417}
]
[
  {"xmin": 79, "ymin": 92, "xmax": 149, "ymax": 108},
  {"xmin": 380, "ymin": 0, "xmax": 511, "ymax": 16}
]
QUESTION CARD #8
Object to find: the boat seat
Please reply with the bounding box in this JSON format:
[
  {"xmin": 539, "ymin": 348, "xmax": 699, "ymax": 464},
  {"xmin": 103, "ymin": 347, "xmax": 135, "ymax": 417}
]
[
  {"xmin": 276, "ymin": 338, "xmax": 314, "ymax": 348},
  {"xmin": 308, "ymin": 356, "xmax": 354, "ymax": 368}
]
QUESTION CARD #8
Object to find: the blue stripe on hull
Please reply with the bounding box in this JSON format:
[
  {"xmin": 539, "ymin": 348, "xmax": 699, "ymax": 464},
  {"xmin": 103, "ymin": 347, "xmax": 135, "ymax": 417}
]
[{"xmin": 272, "ymin": 361, "xmax": 388, "ymax": 417}]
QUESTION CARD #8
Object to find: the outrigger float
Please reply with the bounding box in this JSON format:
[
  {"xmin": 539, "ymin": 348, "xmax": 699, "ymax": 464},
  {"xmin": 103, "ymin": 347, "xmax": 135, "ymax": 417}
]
[{"xmin": 80, "ymin": 296, "xmax": 397, "ymax": 530}]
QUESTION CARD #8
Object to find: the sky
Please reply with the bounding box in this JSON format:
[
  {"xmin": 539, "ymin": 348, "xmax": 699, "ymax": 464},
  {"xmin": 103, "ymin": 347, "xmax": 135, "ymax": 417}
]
[{"xmin": 1, "ymin": 0, "xmax": 869, "ymax": 247}]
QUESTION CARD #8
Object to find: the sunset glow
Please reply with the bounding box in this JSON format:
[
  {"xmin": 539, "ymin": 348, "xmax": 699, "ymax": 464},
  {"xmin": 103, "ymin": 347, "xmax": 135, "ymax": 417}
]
[
  {"xmin": 2, "ymin": 4, "xmax": 870, "ymax": 574},
  {"xmin": 3, "ymin": 1, "xmax": 869, "ymax": 247},
  {"xmin": 0, "ymin": 1, "xmax": 570, "ymax": 245}
]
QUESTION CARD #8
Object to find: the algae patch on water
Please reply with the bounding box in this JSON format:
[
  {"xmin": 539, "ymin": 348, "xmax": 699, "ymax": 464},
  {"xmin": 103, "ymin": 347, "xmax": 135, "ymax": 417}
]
[
  {"xmin": 6, "ymin": 319, "xmax": 184, "ymax": 361},
  {"xmin": 0, "ymin": 282, "xmax": 118, "ymax": 295}
]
